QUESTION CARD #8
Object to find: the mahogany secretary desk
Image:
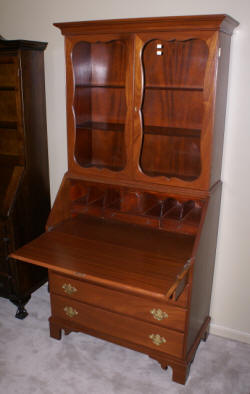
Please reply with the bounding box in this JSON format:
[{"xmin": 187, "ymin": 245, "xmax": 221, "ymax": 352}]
[{"xmin": 11, "ymin": 15, "xmax": 238, "ymax": 384}]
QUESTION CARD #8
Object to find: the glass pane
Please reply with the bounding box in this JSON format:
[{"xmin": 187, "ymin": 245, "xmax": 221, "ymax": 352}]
[
  {"xmin": 72, "ymin": 40, "xmax": 127, "ymax": 171},
  {"xmin": 140, "ymin": 39, "xmax": 208, "ymax": 181}
]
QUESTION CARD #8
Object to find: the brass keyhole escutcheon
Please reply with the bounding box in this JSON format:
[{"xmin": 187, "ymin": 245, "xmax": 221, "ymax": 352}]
[
  {"xmin": 150, "ymin": 308, "xmax": 168, "ymax": 321},
  {"xmin": 64, "ymin": 306, "xmax": 78, "ymax": 318},
  {"xmin": 62, "ymin": 283, "xmax": 77, "ymax": 295},
  {"xmin": 149, "ymin": 334, "xmax": 166, "ymax": 346}
]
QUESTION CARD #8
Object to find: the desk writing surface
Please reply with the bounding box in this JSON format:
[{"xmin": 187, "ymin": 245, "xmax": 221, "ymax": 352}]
[{"xmin": 11, "ymin": 215, "xmax": 195, "ymax": 297}]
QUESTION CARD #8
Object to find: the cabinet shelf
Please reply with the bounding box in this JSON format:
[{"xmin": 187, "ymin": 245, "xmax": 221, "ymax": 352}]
[
  {"xmin": 144, "ymin": 125, "xmax": 201, "ymax": 138},
  {"xmin": 82, "ymin": 163, "xmax": 124, "ymax": 172},
  {"xmin": 145, "ymin": 85, "xmax": 203, "ymax": 91},
  {"xmin": 76, "ymin": 121, "xmax": 124, "ymax": 132},
  {"xmin": 75, "ymin": 84, "xmax": 125, "ymax": 89},
  {"xmin": 140, "ymin": 170, "xmax": 198, "ymax": 182}
]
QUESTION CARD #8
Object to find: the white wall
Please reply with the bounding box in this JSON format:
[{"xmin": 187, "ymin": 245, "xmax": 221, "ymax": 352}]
[{"xmin": 1, "ymin": 0, "xmax": 250, "ymax": 344}]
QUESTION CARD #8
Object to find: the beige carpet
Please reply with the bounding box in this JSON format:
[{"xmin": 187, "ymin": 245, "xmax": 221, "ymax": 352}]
[{"xmin": 0, "ymin": 284, "xmax": 250, "ymax": 394}]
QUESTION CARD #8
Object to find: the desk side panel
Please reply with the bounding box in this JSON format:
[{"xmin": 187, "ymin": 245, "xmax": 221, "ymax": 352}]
[{"xmin": 186, "ymin": 183, "xmax": 222, "ymax": 353}]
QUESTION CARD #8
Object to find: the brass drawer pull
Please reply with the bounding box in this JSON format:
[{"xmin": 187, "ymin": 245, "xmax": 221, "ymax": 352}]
[
  {"xmin": 150, "ymin": 308, "xmax": 168, "ymax": 321},
  {"xmin": 149, "ymin": 334, "xmax": 166, "ymax": 346},
  {"xmin": 64, "ymin": 306, "xmax": 78, "ymax": 318},
  {"xmin": 62, "ymin": 283, "xmax": 77, "ymax": 295}
]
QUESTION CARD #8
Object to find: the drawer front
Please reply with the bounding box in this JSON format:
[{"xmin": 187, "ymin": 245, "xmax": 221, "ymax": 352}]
[
  {"xmin": 0, "ymin": 129, "xmax": 23, "ymax": 156},
  {"xmin": 50, "ymin": 271, "xmax": 187, "ymax": 331},
  {"xmin": 0, "ymin": 91, "xmax": 18, "ymax": 122},
  {"xmin": 0, "ymin": 62, "xmax": 18, "ymax": 88},
  {"xmin": 51, "ymin": 294, "xmax": 184, "ymax": 358}
]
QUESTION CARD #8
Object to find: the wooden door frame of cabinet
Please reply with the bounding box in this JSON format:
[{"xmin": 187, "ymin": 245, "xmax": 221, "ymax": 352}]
[{"xmin": 64, "ymin": 34, "xmax": 135, "ymax": 180}]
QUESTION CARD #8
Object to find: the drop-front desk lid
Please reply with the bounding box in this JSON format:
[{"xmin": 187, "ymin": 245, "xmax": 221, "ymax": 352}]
[{"xmin": 11, "ymin": 215, "xmax": 195, "ymax": 299}]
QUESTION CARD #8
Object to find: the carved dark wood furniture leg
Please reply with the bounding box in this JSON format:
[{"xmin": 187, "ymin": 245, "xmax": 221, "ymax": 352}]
[{"xmin": 49, "ymin": 318, "xmax": 62, "ymax": 340}]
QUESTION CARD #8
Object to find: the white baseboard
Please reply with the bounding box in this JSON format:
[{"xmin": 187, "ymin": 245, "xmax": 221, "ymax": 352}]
[{"xmin": 210, "ymin": 323, "xmax": 250, "ymax": 345}]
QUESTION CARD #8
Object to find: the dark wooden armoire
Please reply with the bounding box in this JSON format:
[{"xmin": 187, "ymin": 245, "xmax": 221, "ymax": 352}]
[{"xmin": 0, "ymin": 38, "xmax": 50, "ymax": 318}]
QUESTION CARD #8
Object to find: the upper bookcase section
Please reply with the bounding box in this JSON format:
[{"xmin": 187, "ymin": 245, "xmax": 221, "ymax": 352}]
[{"xmin": 55, "ymin": 15, "xmax": 239, "ymax": 192}]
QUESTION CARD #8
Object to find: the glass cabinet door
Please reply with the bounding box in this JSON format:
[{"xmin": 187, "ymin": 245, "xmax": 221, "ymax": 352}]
[
  {"xmin": 70, "ymin": 38, "xmax": 129, "ymax": 172},
  {"xmin": 137, "ymin": 37, "xmax": 209, "ymax": 183}
]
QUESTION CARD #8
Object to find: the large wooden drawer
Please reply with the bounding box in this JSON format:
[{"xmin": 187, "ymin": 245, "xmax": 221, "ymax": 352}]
[
  {"xmin": 0, "ymin": 91, "xmax": 18, "ymax": 122},
  {"xmin": 0, "ymin": 129, "xmax": 23, "ymax": 156},
  {"xmin": 51, "ymin": 294, "xmax": 184, "ymax": 358},
  {"xmin": 50, "ymin": 271, "xmax": 187, "ymax": 331},
  {"xmin": 0, "ymin": 62, "xmax": 18, "ymax": 88}
]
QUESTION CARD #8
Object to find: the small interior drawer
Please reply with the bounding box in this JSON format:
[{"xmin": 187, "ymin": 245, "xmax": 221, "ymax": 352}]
[
  {"xmin": 50, "ymin": 271, "xmax": 187, "ymax": 331},
  {"xmin": 51, "ymin": 294, "xmax": 184, "ymax": 358}
]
